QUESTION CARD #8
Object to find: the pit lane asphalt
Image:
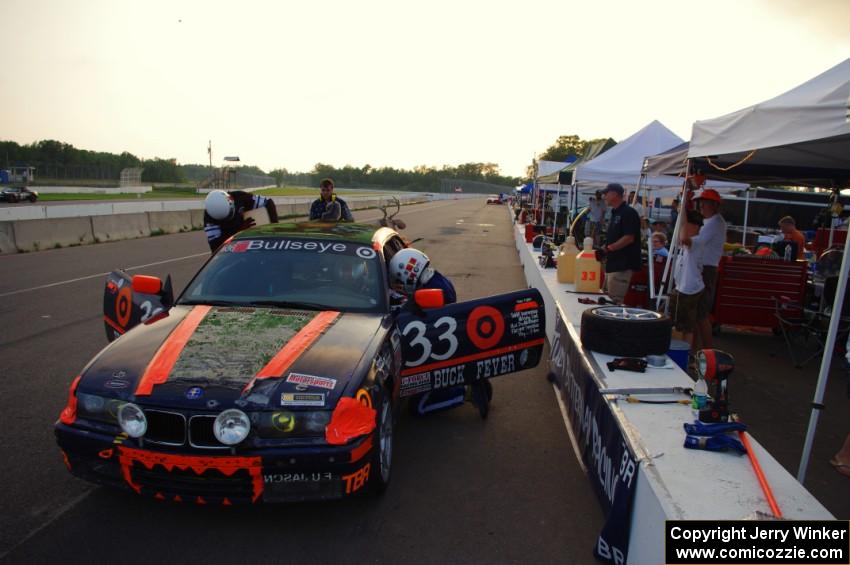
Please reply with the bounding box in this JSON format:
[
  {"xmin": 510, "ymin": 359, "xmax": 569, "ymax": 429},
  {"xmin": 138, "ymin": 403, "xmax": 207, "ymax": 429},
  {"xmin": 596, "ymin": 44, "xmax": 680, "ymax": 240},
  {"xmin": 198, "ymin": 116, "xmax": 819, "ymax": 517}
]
[{"xmin": 0, "ymin": 199, "xmax": 603, "ymax": 565}]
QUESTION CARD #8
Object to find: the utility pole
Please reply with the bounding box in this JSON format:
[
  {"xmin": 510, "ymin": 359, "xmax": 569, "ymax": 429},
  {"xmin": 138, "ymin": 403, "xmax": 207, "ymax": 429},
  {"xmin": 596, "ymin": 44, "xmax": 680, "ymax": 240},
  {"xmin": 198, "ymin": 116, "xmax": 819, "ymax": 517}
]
[{"xmin": 208, "ymin": 140, "xmax": 212, "ymax": 170}]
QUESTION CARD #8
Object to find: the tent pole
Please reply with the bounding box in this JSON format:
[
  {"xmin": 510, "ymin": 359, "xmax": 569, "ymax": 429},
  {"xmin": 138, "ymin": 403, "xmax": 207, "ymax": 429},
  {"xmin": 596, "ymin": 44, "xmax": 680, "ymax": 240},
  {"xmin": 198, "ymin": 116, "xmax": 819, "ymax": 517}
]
[
  {"xmin": 742, "ymin": 188, "xmax": 750, "ymax": 247},
  {"xmin": 797, "ymin": 229, "xmax": 850, "ymax": 484},
  {"xmin": 657, "ymin": 161, "xmax": 691, "ymax": 310}
]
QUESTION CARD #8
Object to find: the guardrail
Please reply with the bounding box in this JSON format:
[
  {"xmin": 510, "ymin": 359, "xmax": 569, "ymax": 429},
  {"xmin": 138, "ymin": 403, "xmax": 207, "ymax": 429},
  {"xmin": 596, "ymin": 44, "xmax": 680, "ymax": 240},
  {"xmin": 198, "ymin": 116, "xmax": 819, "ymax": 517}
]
[{"xmin": 0, "ymin": 193, "xmax": 482, "ymax": 254}]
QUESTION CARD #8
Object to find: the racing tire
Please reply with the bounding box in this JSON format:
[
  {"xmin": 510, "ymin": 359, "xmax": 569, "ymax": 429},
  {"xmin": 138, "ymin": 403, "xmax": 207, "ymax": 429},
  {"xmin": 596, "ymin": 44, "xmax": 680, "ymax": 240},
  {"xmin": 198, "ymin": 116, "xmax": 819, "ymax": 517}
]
[
  {"xmin": 580, "ymin": 306, "xmax": 672, "ymax": 357},
  {"xmin": 28, "ymin": 196, "xmax": 37, "ymax": 203},
  {"xmin": 369, "ymin": 388, "xmax": 394, "ymax": 494}
]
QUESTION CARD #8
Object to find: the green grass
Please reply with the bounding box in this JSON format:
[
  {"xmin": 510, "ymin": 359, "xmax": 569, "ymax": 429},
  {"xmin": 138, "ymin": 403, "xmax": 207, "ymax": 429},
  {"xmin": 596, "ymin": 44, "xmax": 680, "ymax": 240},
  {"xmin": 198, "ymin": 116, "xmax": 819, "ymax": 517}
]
[{"xmin": 36, "ymin": 185, "xmax": 393, "ymax": 202}]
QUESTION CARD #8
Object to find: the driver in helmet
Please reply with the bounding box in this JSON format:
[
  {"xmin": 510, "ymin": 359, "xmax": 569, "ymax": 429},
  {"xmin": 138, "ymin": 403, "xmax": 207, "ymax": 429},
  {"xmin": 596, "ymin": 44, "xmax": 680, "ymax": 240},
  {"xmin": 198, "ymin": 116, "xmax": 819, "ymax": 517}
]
[
  {"xmin": 389, "ymin": 248, "xmax": 491, "ymax": 418},
  {"xmin": 203, "ymin": 190, "xmax": 279, "ymax": 252}
]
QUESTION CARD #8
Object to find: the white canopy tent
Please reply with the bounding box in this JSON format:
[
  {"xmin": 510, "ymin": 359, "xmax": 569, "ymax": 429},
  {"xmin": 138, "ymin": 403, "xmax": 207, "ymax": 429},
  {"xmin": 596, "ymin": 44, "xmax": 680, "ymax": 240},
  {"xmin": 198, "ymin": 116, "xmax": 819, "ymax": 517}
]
[
  {"xmin": 573, "ymin": 120, "xmax": 685, "ymax": 191},
  {"xmin": 687, "ymin": 58, "xmax": 850, "ymax": 485}
]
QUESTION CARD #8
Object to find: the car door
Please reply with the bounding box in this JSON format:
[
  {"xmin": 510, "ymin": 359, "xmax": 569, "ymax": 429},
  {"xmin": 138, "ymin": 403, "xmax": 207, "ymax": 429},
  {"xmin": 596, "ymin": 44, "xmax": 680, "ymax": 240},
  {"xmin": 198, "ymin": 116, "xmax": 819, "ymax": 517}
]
[
  {"xmin": 396, "ymin": 288, "xmax": 545, "ymax": 397},
  {"xmin": 103, "ymin": 270, "xmax": 173, "ymax": 341}
]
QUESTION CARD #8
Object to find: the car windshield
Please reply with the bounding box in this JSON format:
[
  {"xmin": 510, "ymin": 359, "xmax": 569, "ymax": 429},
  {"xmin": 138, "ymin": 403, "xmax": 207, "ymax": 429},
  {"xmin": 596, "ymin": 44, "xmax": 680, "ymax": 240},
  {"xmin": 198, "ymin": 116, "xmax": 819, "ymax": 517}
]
[{"xmin": 179, "ymin": 237, "xmax": 386, "ymax": 313}]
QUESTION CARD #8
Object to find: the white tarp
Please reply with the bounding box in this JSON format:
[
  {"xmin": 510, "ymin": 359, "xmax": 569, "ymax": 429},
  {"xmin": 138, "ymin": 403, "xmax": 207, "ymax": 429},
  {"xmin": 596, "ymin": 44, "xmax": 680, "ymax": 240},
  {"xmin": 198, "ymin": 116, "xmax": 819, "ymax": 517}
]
[
  {"xmin": 536, "ymin": 160, "xmax": 571, "ymax": 179},
  {"xmin": 573, "ymin": 120, "xmax": 684, "ymax": 190},
  {"xmin": 688, "ymin": 58, "xmax": 850, "ymax": 187},
  {"xmin": 642, "ymin": 142, "xmax": 747, "ymax": 196}
]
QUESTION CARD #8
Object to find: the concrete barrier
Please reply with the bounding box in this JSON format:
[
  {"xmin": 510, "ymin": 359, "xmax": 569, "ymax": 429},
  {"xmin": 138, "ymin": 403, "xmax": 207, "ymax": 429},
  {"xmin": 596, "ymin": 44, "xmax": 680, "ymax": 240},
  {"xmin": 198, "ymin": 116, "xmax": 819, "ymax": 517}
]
[
  {"xmin": 0, "ymin": 194, "xmax": 442, "ymax": 253},
  {"xmin": 0, "ymin": 206, "xmax": 45, "ymax": 221},
  {"xmin": 148, "ymin": 211, "xmax": 193, "ymax": 234},
  {"xmin": 190, "ymin": 209, "xmax": 205, "ymax": 229},
  {"xmin": 92, "ymin": 213, "xmax": 151, "ymax": 242},
  {"xmin": 14, "ymin": 217, "xmax": 95, "ymax": 251},
  {"xmin": 0, "ymin": 222, "xmax": 16, "ymax": 254}
]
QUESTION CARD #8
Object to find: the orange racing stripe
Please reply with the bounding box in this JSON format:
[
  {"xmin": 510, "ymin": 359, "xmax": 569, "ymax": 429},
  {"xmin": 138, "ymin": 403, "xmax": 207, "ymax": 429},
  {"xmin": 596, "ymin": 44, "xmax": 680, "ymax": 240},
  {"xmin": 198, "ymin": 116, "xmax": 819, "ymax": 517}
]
[
  {"xmin": 135, "ymin": 306, "xmax": 212, "ymax": 396},
  {"xmin": 400, "ymin": 338, "xmax": 545, "ymax": 377},
  {"xmin": 254, "ymin": 311, "xmax": 340, "ymax": 379},
  {"xmin": 514, "ymin": 301, "xmax": 539, "ymax": 312}
]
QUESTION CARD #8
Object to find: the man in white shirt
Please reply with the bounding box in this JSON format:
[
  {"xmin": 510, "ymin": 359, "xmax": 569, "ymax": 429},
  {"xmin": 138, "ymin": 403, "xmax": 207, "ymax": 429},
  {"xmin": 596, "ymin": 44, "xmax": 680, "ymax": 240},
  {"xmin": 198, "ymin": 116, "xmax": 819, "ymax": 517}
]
[
  {"xmin": 672, "ymin": 210, "xmax": 705, "ymax": 347},
  {"xmin": 681, "ymin": 189, "xmax": 727, "ymax": 348}
]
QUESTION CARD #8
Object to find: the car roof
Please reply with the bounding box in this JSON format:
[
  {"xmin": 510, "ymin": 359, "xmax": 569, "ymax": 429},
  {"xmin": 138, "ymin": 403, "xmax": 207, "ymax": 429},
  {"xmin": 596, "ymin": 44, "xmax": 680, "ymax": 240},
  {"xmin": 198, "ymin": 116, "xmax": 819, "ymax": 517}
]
[{"xmin": 235, "ymin": 221, "xmax": 397, "ymax": 247}]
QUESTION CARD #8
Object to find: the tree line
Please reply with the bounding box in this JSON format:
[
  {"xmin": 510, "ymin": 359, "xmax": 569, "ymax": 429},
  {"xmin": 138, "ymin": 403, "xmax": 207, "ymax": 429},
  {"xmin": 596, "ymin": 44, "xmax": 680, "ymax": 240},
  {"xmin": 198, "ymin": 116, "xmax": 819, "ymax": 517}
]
[{"xmin": 1, "ymin": 135, "xmax": 610, "ymax": 188}]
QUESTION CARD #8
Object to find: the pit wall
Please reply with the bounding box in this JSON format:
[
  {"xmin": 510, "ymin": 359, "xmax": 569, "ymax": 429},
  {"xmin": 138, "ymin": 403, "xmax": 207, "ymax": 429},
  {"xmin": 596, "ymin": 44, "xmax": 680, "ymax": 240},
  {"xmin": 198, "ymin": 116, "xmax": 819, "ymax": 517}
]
[{"xmin": 0, "ymin": 193, "xmax": 479, "ymax": 253}]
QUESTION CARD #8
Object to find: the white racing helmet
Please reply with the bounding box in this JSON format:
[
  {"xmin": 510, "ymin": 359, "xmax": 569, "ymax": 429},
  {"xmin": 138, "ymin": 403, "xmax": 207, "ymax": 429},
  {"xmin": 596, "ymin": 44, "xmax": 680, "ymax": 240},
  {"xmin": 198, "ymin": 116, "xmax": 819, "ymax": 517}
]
[
  {"xmin": 390, "ymin": 249, "xmax": 435, "ymax": 294},
  {"xmin": 205, "ymin": 190, "xmax": 235, "ymax": 221}
]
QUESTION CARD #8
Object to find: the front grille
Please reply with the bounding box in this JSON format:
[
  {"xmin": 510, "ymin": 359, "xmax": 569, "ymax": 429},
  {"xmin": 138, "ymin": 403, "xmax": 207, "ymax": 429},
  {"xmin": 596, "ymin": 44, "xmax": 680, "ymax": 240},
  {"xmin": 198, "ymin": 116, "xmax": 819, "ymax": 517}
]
[
  {"xmin": 129, "ymin": 461, "xmax": 255, "ymax": 501},
  {"xmin": 189, "ymin": 415, "xmax": 226, "ymax": 449},
  {"xmin": 144, "ymin": 410, "xmax": 186, "ymax": 445}
]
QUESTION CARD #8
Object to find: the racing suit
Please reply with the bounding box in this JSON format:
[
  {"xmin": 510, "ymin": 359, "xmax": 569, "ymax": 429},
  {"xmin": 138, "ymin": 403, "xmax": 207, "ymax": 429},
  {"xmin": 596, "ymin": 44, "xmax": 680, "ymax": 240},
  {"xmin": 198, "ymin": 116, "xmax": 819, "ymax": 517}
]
[{"xmin": 204, "ymin": 191, "xmax": 278, "ymax": 252}]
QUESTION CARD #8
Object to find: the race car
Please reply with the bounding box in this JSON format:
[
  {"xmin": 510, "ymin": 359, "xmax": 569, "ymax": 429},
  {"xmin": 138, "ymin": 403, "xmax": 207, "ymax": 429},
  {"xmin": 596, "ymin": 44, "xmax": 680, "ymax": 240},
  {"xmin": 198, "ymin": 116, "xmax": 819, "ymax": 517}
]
[
  {"xmin": 486, "ymin": 195, "xmax": 503, "ymax": 204},
  {"xmin": 55, "ymin": 222, "xmax": 545, "ymax": 504},
  {"xmin": 1, "ymin": 186, "xmax": 39, "ymax": 203}
]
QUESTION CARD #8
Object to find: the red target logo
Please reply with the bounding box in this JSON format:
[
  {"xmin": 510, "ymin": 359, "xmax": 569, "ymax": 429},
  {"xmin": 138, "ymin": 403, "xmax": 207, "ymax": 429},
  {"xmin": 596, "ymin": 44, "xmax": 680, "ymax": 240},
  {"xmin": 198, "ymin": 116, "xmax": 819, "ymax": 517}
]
[
  {"xmin": 466, "ymin": 306, "xmax": 504, "ymax": 350},
  {"xmin": 116, "ymin": 287, "xmax": 133, "ymax": 328}
]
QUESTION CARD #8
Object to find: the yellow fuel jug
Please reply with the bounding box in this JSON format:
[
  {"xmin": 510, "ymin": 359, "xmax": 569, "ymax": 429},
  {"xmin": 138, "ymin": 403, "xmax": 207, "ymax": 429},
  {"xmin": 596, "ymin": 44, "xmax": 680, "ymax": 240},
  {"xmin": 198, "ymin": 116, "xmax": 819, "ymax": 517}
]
[
  {"xmin": 575, "ymin": 237, "xmax": 602, "ymax": 292},
  {"xmin": 557, "ymin": 236, "xmax": 579, "ymax": 283}
]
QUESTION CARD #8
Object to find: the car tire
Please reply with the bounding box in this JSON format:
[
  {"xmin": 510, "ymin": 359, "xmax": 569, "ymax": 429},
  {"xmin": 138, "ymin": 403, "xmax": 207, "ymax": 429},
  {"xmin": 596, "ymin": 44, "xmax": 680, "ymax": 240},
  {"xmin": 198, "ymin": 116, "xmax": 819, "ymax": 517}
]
[
  {"xmin": 369, "ymin": 388, "xmax": 393, "ymax": 494},
  {"xmin": 29, "ymin": 196, "xmax": 37, "ymax": 203},
  {"xmin": 580, "ymin": 306, "xmax": 672, "ymax": 357}
]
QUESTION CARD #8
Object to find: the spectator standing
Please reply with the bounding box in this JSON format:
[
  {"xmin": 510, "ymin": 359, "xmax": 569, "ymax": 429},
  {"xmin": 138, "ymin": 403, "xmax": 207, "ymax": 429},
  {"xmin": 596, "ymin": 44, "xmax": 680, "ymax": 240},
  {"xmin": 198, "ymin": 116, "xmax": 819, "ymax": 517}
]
[
  {"xmin": 671, "ymin": 211, "xmax": 705, "ymax": 348},
  {"xmin": 597, "ymin": 183, "xmax": 641, "ymax": 303},
  {"xmin": 309, "ymin": 178, "xmax": 354, "ymax": 222},
  {"xmin": 778, "ymin": 216, "xmax": 806, "ymax": 260},
  {"xmin": 586, "ymin": 192, "xmax": 606, "ymax": 244},
  {"xmin": 682, "ymin": 189, "xmax": 727, "ymax": 349}
]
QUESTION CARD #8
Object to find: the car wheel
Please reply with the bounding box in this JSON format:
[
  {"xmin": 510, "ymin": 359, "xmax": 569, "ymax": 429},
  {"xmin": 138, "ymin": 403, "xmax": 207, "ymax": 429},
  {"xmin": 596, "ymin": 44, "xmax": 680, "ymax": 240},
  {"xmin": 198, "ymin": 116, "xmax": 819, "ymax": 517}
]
[
  {"xmin": 369, "ymin": 389, "xmax": 393, "ymax": 494},
  {"xmin": 29, "ymin": 196, "xmax": 37, "ymax": 203},
  {"xmin": 580, "ymin": 306, "xmax": 672, "ymax": 357}
]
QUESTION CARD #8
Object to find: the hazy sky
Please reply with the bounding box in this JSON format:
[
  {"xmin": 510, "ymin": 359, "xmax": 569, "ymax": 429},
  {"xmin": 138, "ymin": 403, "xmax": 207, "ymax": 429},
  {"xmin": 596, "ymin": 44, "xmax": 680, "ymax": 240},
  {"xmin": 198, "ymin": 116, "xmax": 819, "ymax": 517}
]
[{"xmin": 2, "ymin": 0, "xmax": 848, "ymax": 178}]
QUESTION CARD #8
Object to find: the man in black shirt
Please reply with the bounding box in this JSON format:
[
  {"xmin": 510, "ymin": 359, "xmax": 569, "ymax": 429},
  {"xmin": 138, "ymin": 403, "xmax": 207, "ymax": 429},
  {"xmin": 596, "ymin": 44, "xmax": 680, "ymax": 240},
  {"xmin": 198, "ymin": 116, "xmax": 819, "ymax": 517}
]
[
  {"xmin": 597, "ymin": 183, "xmax": 641, "ymax": 303},
  {"xmin": 309, "ymin": 178, "xmax": 354, "ymax": 222}
]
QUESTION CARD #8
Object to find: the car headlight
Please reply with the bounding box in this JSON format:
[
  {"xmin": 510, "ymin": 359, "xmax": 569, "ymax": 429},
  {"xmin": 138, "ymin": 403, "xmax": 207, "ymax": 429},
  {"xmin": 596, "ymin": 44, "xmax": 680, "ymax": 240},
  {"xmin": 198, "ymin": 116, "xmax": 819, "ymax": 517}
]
[
  {"xmin": 214, "ymin": 409, "xmax": 251, "ymax": 445},
  {"xmin": 117, "ymin": 403, "xmax": 147, "ymax": 438},
  {"xmin": 255, "ymin": 411, "xmax": 331, "ymax": 438},
  {"xmin": 76, "ymin": 393, "xmax": 125, "ymax": 424}
]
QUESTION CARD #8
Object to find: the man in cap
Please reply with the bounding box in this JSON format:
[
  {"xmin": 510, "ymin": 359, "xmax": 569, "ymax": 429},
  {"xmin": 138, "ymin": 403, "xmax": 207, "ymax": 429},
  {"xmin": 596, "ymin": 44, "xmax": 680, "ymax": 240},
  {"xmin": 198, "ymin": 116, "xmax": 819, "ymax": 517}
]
[
  {"xmin": 596, "ymin": 183, "xmax": 641, "ymax": 303},
  {"xmin": 681, "ymin": 188, "xmax": 727, "ymax": 348}
]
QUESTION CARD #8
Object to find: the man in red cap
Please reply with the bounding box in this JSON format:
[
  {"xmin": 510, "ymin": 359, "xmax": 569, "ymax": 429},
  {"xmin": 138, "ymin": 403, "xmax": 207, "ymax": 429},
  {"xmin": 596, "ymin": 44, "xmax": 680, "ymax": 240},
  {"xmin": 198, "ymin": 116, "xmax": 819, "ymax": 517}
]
[{"xmin": 680, "ymin": 188, "xmax": 726, "ymax": 348}]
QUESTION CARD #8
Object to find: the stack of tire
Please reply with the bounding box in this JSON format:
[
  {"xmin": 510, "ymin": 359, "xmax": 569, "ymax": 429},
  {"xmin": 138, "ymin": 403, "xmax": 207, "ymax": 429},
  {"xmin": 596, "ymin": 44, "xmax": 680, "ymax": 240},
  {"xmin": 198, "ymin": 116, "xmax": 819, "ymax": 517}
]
[{"xmin": 580, "ymin": 306, "xmax": 672, "ymax": 357}]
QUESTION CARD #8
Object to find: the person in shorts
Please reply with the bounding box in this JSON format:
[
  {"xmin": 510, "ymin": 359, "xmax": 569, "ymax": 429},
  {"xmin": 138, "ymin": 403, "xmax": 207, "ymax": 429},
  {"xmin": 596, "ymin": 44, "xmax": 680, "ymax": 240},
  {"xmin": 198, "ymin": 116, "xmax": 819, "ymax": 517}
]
[{"xmin": 671, "ymin": 210, "xmax": 705, "ymax": 347}]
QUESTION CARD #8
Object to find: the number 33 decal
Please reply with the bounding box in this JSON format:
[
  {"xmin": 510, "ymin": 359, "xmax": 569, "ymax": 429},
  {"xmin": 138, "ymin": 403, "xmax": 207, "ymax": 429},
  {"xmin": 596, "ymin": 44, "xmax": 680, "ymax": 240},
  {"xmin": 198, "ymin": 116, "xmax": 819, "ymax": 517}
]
[{"xmin": 402, "ymin": 316, "xmax": 458, "ymax": 367}]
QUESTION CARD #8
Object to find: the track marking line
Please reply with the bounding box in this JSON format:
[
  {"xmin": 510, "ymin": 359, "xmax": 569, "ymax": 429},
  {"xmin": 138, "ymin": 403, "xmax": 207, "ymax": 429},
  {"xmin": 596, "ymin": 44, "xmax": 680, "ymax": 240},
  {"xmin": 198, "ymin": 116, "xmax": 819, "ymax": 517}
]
[
  {"xmin": 552, "ymin": 381, "xmax": 588, "ymax": 475},
  {"xmin": 0, "ymin": 253, "xmax": 209, "ymax": 298},
  {"xmin": 0, "ymin": 487, "xmax": 94, "ymax": 561}
]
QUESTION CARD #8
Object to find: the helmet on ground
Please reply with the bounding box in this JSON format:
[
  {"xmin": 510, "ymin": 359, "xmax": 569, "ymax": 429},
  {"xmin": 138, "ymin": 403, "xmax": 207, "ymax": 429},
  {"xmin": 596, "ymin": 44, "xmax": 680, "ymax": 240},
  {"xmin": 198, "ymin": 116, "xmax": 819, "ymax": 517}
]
[
  {"xmin": 390, "ymin": 249, "xmax": 434, "ymax": 294},
  {"xmin": 205, "ymin": 190, "xmax": 235, "ymax": 220}
]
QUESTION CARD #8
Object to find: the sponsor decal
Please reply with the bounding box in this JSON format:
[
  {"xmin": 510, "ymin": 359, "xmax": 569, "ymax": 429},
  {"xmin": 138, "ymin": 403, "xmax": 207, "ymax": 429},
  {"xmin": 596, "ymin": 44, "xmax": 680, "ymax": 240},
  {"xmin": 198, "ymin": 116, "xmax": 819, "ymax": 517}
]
[
  {"xmin": 225, "ymin": 239, "xmax": 352, "ymax": 255},
  {"xmin": 104, "ymin": 375, "xmax": 130, "ymax": 390},
  {"xmin": 355, "ymin": 388, "xmax": 373, "ymax": 408},
  {"xmin": 342, "ymin": 462, "xmax": 371, "ymax": 495},
  {"xmin": 356, "ymin": 246, "xmax": 376, "ymax": 259},
  {"xmin": 115, "ymin": 286, "xmax": 133, "ymax": 328},
  {"xmin": 519, "ymin": 348, "xmax": 529, "ymax": 368},
  {"xmin": 433, "ymin": 364, "xmax": 467, "ymax": 389},
  {"xmin": 286, "ymin": 372, "xmax": 337, "ymax": 391},
  {"xmin": 280, "ymin": 392, "xmax": 325, "ymax": 407},
  {"xmin": 475, "ymin": 354, "xmax": 516, "ymax": 380},
  {"xmin": 264, "ymin": 472, "xmax": 333, "ymax": 484},
  {"xmin": 400, "ymin": 372, "xmax": 431, "ymax": 396},
  {"xmin": 185, "ymin": 386, "xmax": 204, "ymax": 400},
  {"xmin": 271, "ymin": 412, "xmax": 296, "ymax": 432},
  {"xmin": 467, "ymin": 305, "xmax": 505, "ymax": 350}
]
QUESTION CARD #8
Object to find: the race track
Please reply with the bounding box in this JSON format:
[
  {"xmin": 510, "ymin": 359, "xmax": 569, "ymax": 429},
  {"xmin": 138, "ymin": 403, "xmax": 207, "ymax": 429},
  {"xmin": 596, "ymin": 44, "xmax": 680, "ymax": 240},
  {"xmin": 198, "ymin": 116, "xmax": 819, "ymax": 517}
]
[{"xmin": 0, "ymin": 199, "xmax": 603, "ymax": 564}]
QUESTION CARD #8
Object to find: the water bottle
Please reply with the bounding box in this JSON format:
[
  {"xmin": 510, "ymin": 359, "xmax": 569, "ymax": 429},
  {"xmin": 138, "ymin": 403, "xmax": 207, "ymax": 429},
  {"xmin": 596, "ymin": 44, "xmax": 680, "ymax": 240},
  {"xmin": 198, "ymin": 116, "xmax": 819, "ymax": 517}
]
[
  {"xmin": 691, "ymin": 375, "xmax": 708, "ymax": 419},
  {"xmin": 783, "ymin": 243, "xmax": 792, "ymax": 261}
]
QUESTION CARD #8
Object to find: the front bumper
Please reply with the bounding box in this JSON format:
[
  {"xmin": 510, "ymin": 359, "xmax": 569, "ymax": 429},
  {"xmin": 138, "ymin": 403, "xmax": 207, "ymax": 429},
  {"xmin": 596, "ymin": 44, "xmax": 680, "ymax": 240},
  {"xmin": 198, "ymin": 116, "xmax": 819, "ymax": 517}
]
[{"xmin": 55, "ymin": 422, "xmax": 375, "ymax": 504}]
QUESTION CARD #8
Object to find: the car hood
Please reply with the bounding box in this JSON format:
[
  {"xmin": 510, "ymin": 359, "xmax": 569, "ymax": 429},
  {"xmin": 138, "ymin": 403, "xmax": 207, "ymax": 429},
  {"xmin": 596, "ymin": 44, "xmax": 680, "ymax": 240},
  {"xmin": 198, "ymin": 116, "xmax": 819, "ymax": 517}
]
[{"xmin": 79, "ymin": 305, "xmax": 384, "ymax": 411}]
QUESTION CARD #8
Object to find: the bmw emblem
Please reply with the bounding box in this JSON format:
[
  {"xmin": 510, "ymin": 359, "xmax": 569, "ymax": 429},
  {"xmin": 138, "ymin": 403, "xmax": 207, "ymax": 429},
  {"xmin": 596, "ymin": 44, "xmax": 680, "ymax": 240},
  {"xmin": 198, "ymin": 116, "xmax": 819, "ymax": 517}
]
[{"xmin": 185, "ymin": 386, "xmax": 204, "ymax": 400}]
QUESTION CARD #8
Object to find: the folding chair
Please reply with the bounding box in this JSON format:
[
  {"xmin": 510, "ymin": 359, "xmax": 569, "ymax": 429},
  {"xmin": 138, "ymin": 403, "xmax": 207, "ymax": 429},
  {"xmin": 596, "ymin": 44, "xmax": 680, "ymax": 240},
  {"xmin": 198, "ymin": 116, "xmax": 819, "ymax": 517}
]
[{"xmin": 774, "ymin": 295, "xmax": 850, "ymax": 368}]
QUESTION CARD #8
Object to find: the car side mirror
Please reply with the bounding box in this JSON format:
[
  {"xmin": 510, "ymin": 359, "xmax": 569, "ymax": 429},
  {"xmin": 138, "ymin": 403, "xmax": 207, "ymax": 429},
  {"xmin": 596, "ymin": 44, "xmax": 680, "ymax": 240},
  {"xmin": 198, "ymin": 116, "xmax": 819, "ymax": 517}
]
[
  {"xmin": 132, "ymin": 274, "xmax": 174, "ymax": 307},
  {"xmin": 414, "ymin": 289, "xmax": 444, "ymax": 309}
]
